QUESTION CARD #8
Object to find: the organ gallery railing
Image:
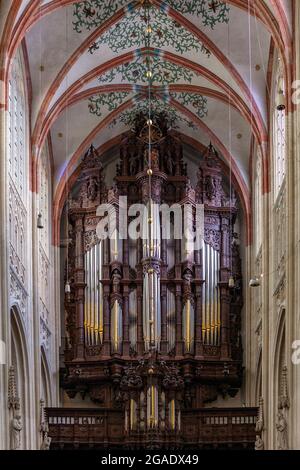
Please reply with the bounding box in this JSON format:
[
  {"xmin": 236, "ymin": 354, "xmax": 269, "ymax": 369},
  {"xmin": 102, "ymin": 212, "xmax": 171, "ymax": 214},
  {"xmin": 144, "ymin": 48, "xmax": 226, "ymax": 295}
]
[{"xmin": 46, "ymin": 407, "xmax": 258, "ymax": 449}]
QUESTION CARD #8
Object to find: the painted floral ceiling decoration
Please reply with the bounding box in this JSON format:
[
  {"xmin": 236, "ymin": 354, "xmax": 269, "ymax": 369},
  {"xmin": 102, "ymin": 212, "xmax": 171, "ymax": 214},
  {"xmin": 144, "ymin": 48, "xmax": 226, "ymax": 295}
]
[
  {"xmin": 98, "ymin": 51, "xmax": 199, "ymax": 84},
  {"xmin": 74, "ymin": 0, "xmax": 226, "ymax": 130},
  {"xmin": 170, "ymin": 92, "xmax": 208, "ymax": 119},
  {"xmin": 73, "ymin": 0, "xmax": 230, "ymax": 34},
  {"xmin": 87, "ymin": 4, "xmax": 211, "ymax": 56},
  {"xmin": 113, "ymin": 96, "xmax": 198, "ymax": 130},
  {"xmin": 88, "ymin": 91, "xmax": 131, "ymax": 116},
  {"xmin": 88, "ymin": 89, "xmax": 208, "ymax": 125}
]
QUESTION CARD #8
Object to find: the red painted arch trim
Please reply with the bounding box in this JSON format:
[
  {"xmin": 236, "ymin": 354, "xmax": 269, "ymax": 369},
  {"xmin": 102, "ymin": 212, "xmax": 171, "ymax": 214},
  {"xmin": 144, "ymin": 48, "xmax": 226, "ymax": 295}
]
[
  {"xmin": 153, "ymin": 0, "xmax": 267, "ymax": 138},
  {"xmin": 3, "ymin": 0, "xmax": 291, "ymax": 118},
  {"xmin": 67, "ymin": 82, "xmax": 261, "ymax": 144},
  {"xmin": 34, "ymin": 47, "xmax": 267, "ymax": 154},
  {"xmin": 0, "ymin": 0, "xmax": 22, "ymax": 80},
  {"xmin": 269, "ymin": 0, "xmax": 292, "ymax": 49},
  {"xmin": 1, "ymin": 0, "xmax": 40, "ymax": 105},
  {"xmin": 30, "ymin": 0, "xmax": 267, "ymax": 149}
]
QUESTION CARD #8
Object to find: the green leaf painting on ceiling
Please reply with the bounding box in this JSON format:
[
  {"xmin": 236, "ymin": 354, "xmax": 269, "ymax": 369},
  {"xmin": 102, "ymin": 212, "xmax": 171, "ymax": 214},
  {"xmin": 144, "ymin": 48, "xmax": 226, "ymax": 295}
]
[
  {"xmin": 170, "ymin": 91, "xmax": 208, "ymax": 118},
  {"xmin": 87, "ymin": 4, "xmax": 211, "ymax": 56},
  {"xmin": 98, "ymin": 54, "xmax": 198, "ymax": 85},
  {"xmin": 88, "ymin": 91, "xmax": 130, "ymax": 117},
  {"xmin": 88, "ymin": 89, "xmax": 208, "ymax": 125},
  {"xmin": 164, "ymin": 0, "xmax": 230, "ymax": 29},
  {"xmin": 73, "ymin": 1, "xmax": 230, "ymax": 34},
  {"xmin": 111, "ymin": 97, "xmax": 198, "ymax": 130},
  {"xmin": 73, "ymin": 0, "xmax": 130, "ymax": 33}
]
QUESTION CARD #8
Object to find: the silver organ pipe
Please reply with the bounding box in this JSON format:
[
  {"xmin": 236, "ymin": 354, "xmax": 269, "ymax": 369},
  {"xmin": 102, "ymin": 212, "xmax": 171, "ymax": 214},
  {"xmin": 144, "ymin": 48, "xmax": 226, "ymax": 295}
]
[
  {"xmin": 110, "ymin": 229, "xmax": 122, "ymax": 263},
  {"xmin": 129, "ymin": 289, "xmax": 137, "ymax": 350},
  {"xmin": 166, "ymin": 289, "xmax": 175, "ymax": 353},
  {"xmin": 143, "ymin": 201, "xmax": 161, "ymax": 259},
  {"xmin": 84, "ymin": 242, "xmax": 103, "ymax": 346},
  {"xmin": 202, "ymin": 242, "xmax": 221, "ymax": 345},
  {"xmin": 142, "ymin": 201, "xmax": 161, "ymax": 351},
  {"xmin": 143, "ymin": 269, "xmax": 161, "ymax": 351}
]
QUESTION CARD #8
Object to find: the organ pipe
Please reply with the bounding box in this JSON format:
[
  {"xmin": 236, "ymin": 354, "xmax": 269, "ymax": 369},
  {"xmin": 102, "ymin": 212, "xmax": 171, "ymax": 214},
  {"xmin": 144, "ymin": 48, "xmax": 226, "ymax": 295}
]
[
  {"xmin": 111, "ymin": 299, "xmax": 122, "ymax": 353},
  {"xmin": 147, "ymin": 384, "xmax": 158, "ymax": 429},
  {"xmin": 129, "ymin": 289, "xmax": 137, "ymax": 349},
  {"xmin": 183, "ymin": 299, "xmax": 195, "ymax": 353},
  {"xmin": 142, "ymin": 199, "xmax": 162, "ymax": 351},
  {"xmin": 202, "ymin": 242, "xmax": 221, "ymax": 346},
  {"xmin": 84, "ymin": 242, "xmax": 103, "ymax": 346},
  {"xmin": 166, "ymin": 289, "xmax": 175, "ymax": 353},
  {"xmin": 143, "ymin": 200, "xmax": 161, "ymax": 259},
  {"xmin": 143, "ymin": 269, "xmax": 161, "ymax": 351},
  {"xmin": 110, "ymin": 229, "xmax": 123, "ymax": 263}
]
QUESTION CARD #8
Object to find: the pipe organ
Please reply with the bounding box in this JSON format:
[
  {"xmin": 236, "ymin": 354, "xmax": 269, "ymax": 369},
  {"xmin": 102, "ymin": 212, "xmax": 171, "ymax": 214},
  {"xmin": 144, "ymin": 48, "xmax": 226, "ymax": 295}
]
[{"xmin": 62, "ymin": 116, "xmax": 244, "ymax": 448}]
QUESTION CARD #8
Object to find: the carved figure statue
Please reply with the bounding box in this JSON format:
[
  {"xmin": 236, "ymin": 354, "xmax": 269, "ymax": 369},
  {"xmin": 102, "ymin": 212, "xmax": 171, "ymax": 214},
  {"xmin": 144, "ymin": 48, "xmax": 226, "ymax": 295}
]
[
  {"xmin": 129, "ymin": 154, "xmax": 140, "ymax": 175},
  {"xmin": 276, "ymin": 409, "xmax": 288, "ymax": 450},
  {"xmin": 87, "ymin": 176, "xmax": 98, "ymax": 201},
  {"xmin": 255, "ymin": 435, "xmax": 264, "ymax": 451},
  {"xmin": 11, "ymin": 408, "xmax": 22, "ymax": 450},
  {"xmin": 41, "ymin": 432, "xmax": 52, "ymax": 450}
]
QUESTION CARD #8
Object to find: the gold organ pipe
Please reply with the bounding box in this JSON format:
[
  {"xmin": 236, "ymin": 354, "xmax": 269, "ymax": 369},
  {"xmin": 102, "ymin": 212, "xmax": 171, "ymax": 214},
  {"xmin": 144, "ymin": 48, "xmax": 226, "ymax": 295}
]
[
  {"xmin": 130, "ymin": 399, "xmax": 135, "ymax": 430},
  {"xmin": 213, "ymin": 248, "xmax": 216, "ymax": 346},
  {"xmin": 114, "ymin": 301, "xmax": 119, "ymax": 352},
  {"xmin": 99, "ymin": 242, "xmax": 103, "ymax": 343},
  {"xmin": 209, "ymin": 249, "xmax": 211, "ymax": 345},
  {"xmin": 186, "ymin": 300, "xmax": 190, "ymax": 352},
  {"xmin": 170, "ymin": 399, "xmax": 175, "ymax": 430},
  {"xmin": 87, "ymin": 250, "xmax": 91, "ymax": 345},
  {"xmin": 217, "ymin": 252, "xmax": 221, "ymax": 345},
  {"xmin": 150, "ymin": 385, "xmax": 155, "ymax": 427},
  {"xmin": 202, "ymin": 243, "xmax": 206, "ymax": 344},
  {"xmin": 96, "ymin": 244, "xmax": 99, "ymax": 344},
  {"xmin": 92, "ymin": 246, "xmax": 95, "ymax": 345},
  {"xmin": 84, "ymin": 252, "xmax": 87, "ymax": 342}
]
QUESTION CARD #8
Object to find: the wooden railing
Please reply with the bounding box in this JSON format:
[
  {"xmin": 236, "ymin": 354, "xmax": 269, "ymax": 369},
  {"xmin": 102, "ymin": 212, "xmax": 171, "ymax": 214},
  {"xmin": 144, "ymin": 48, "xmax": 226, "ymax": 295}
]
[
  {"xmin": 182, "ymin": 408, "xmax": 258, "ymax": 449},
  {"xmin": 46, "ymin": 407, "xmax": 258, "ymax": 449},
  {"xmin": 46, "ymin": 408, "xmax": 124, "ymax": 449}
]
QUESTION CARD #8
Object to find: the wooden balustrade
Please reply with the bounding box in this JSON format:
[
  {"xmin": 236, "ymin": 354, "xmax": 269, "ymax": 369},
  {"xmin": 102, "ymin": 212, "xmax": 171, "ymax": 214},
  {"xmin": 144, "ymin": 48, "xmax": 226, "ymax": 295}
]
[{"xmin": 46, "ymin": 407, "xmax": 257, "ymax": 450}]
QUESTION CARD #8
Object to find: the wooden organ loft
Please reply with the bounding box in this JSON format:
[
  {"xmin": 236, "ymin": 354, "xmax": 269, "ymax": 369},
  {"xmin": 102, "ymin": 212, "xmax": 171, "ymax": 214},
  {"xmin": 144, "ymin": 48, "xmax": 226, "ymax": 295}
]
[{"xmin": 47, "ymin": 115, "xmax": 258, "ymax": 449}]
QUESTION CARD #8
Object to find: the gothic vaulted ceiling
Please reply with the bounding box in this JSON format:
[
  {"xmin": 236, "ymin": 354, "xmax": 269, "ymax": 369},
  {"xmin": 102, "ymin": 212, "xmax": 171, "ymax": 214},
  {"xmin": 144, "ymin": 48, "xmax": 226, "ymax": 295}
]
[{"xmin": 10, "ymin": 1, "xmax": 292, "ymax": 204}]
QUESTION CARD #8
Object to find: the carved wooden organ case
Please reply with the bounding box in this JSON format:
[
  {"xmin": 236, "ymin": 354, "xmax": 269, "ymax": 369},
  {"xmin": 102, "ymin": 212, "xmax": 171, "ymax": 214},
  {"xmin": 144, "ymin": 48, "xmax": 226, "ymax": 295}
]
[{"xmin": 63, "ymin": 118, "xmax": 243, "ymax": 440}]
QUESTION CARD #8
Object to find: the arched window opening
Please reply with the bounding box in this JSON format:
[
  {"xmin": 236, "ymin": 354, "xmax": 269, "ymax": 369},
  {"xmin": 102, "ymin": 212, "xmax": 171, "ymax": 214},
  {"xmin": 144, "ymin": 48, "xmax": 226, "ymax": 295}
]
[{"xmin": 273, "ymin": 59, "xmax": 286, "ymax": 199}]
